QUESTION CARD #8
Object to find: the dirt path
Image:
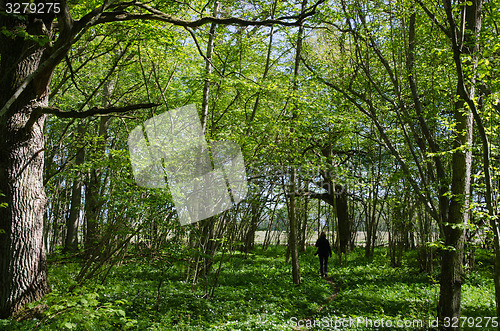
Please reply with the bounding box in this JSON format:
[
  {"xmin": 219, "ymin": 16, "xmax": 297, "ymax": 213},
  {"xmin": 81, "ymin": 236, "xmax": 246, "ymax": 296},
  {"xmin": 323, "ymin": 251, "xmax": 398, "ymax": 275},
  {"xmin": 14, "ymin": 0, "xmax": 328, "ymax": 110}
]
[
  {"xmin": 292, "ymin": 276, "xmax": 340, "ymax": 330},
  {"xmin": 317, "ymin": 276, "xmax": 339, "ymax": 312}
]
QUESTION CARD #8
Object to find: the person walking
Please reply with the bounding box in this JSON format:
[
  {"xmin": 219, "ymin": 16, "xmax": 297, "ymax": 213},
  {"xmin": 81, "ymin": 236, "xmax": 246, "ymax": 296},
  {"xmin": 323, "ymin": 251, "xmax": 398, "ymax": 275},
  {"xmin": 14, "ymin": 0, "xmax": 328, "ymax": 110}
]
[{"xmin": 315, "ymin": 232, "xmax": 332, "ymax": 277}]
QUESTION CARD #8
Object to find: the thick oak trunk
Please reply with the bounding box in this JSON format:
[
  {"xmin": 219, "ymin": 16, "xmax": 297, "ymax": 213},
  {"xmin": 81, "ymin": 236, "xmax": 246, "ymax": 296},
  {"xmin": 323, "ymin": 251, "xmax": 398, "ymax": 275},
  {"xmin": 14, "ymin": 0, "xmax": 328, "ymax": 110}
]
[
  {"xmin": 0, "ymin": 13, "xmax": 55, "ymax": 318},
  {"xmin": 0, "ymin": 105, "xmax": 50, "ymax": 318}
]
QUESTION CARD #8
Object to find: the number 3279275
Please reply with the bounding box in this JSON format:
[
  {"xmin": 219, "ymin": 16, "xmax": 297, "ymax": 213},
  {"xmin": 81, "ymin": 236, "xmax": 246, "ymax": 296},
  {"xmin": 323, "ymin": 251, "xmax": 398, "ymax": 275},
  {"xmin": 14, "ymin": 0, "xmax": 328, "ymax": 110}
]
[
  {"xmin": 5, "ymin": 3, "xmax": 61, "ymax": 14},
  {"xmin": 443, "ymin": 317, "xmax": 498, "ymax": 328}
]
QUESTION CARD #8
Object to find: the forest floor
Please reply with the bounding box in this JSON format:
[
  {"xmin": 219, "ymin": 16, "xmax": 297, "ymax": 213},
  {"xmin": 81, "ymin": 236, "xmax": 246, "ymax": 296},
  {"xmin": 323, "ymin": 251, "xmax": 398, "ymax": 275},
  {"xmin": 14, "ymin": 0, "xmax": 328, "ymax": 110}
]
[{"xmin": 1, "ymin": 246, "xmax": 496, "ymax": 330}]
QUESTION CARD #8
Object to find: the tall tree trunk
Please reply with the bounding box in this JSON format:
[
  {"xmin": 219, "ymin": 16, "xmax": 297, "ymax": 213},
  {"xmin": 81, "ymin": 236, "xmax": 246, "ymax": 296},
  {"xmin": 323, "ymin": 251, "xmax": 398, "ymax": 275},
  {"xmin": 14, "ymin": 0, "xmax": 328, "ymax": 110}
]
[
  {"xmin": 84, "ymin": 78, "xmax": 113, "ymax": 254},
  {"xmin": 200, "ymin": 1, "xmax": 219, "ymax": 133},
  {"xmin": 288, "ymin": 167, "xmax": 301, "ymax": 284},
  {"xmin": 189, "ymin": 1, "xmax": 220, "ymax": 282},
  {"xmin": 84, "ymin": 116, "xmax": 110, "ymax": 253},
  {"xmin": 437, "ymin": 99, "xmax": 472, "ymax": 322},
  {"xmin": 0, "ymin": 102, "xmax": 50, "ymax": 318},
  {"xmin": 336, "ymin": 185, "xmax": 350, "ymax": 255},
  {"xmin": 84, "ymin": 170, "xmax": 100, "ymax": 253},
  {"xmin": 299, "ymin": 195, "xmax": 308, "ymax": 252},
  {"xmin": 243, "ymin": 201, "xmax": 261, "ymax": 252},
  {"xmin": 445, "ymin": 0, "xmax": 500, "ymax": 321},
  {"xmin": 317, "ymin": 199, "xmax": 321, "ymax": 237},
  {"xmin": 286, "ymin": 0, "xmax": 308, "ymax": 285},
  {"xmin": 0, "ymin": 14, "xmax": 53, "ymax": 317},
  {"xmin": 262, "ymin": 202, "xmax": 278, "ymax": 250},
  {"xmin": 435, "ymin": 0, "xmax": 478, "ymax": 323},
  {"xmin": 64, "ymin": 123, "xmax": 85, "ymax": 252}
]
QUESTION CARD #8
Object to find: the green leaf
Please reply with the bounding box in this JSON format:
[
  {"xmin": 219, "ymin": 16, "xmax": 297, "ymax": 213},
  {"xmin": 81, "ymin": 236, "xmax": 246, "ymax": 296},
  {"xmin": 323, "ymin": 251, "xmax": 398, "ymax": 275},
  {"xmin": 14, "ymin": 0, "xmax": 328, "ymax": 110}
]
[{"xmin": 63, "ymin": 322, "xmax": 76, "ymax": 329}]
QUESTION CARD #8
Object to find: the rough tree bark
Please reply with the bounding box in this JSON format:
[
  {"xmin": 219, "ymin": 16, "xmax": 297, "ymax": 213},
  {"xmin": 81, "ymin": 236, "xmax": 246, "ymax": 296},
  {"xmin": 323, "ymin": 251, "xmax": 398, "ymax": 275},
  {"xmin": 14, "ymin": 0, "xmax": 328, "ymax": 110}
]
[{"xmin": 0, "ymin": 10, "xmax": 53, "ymax": 317}]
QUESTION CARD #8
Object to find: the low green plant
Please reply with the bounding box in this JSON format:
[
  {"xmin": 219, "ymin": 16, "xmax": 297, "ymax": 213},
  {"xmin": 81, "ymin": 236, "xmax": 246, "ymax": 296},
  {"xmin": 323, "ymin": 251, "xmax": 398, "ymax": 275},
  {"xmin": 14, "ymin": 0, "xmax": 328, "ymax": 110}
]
[{"xmin": 1, "ymin": 246, "xmax": 495, "ymax": 330}]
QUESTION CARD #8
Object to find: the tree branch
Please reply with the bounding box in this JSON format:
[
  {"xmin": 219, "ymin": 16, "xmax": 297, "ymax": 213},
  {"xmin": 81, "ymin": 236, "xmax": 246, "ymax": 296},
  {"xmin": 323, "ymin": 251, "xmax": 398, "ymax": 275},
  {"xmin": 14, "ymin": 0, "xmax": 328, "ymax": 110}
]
[
  {"xmin": 0, "ymin": 1, "xmax": 118, "ymax": 119},
  {"xmin": 95, "ymin": 0, "xmax": 325, "ymax": 27},
  {"xmin": 301, "ymin": 57, "xmax": 441, "ymax": 222},
  {"xmin": 1, "ymin": 0, "xmax": 325, "ymax": 118},
  {"xmin": 34, "ymin": 103, "xmax": 160, "ymax": 118},
  {"xmin": 414, "ymin": 0, "xmax": 450, "ymax": 38}
]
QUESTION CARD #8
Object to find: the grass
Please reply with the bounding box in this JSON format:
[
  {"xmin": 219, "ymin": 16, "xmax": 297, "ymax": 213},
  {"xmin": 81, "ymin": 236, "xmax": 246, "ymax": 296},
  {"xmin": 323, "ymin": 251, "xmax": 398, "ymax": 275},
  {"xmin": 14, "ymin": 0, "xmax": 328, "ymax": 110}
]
[{"xmin": 0, "ymin": 246, "xmax": 496, "ymax": 330}]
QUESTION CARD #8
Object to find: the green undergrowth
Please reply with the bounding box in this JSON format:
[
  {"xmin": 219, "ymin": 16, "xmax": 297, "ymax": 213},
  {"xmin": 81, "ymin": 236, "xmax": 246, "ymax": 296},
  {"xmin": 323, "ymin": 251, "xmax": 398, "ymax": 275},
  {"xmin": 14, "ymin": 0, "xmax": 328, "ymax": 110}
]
[{"xmin": 0, "ymin": 246, "xmax": 495, "ymax": 330}]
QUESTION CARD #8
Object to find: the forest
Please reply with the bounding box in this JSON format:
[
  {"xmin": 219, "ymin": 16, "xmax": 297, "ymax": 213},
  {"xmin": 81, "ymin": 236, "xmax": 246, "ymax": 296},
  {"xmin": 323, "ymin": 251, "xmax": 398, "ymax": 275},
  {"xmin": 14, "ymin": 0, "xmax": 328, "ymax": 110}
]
[{"xmin": 0, "ymin": 0, "xmax": 499, "ymax": 329}]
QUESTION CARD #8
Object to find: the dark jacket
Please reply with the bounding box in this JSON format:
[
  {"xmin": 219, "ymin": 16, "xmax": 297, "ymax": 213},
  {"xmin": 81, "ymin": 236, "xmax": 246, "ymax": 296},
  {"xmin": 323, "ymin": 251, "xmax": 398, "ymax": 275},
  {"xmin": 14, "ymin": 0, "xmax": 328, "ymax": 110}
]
[{"xmin": 315, "ymin": 237, "xmax": 332, "ymax": 257}]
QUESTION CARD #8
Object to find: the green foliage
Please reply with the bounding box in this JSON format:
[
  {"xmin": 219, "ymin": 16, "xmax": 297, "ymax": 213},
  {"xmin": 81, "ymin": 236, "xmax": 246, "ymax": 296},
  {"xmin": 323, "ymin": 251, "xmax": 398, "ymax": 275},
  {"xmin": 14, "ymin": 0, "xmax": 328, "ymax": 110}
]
[
  {"xmin": 2, "ymin": 247, "xmax": 495, "ymax": 330},
  {"xmin": 0, "ymin": 26, "xmax": 50, "ymax": 46},
  {"xmin": 2, "ymin": 0, "xmax": 499, "ymax": 328}
]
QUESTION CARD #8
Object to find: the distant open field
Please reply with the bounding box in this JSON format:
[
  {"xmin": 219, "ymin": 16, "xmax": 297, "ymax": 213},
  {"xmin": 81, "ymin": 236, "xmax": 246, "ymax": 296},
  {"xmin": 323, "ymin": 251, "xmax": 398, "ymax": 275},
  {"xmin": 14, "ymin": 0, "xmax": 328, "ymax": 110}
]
[{"xmin": 254, "ymin": 231, "xmax": 392, "ymax": 246}]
